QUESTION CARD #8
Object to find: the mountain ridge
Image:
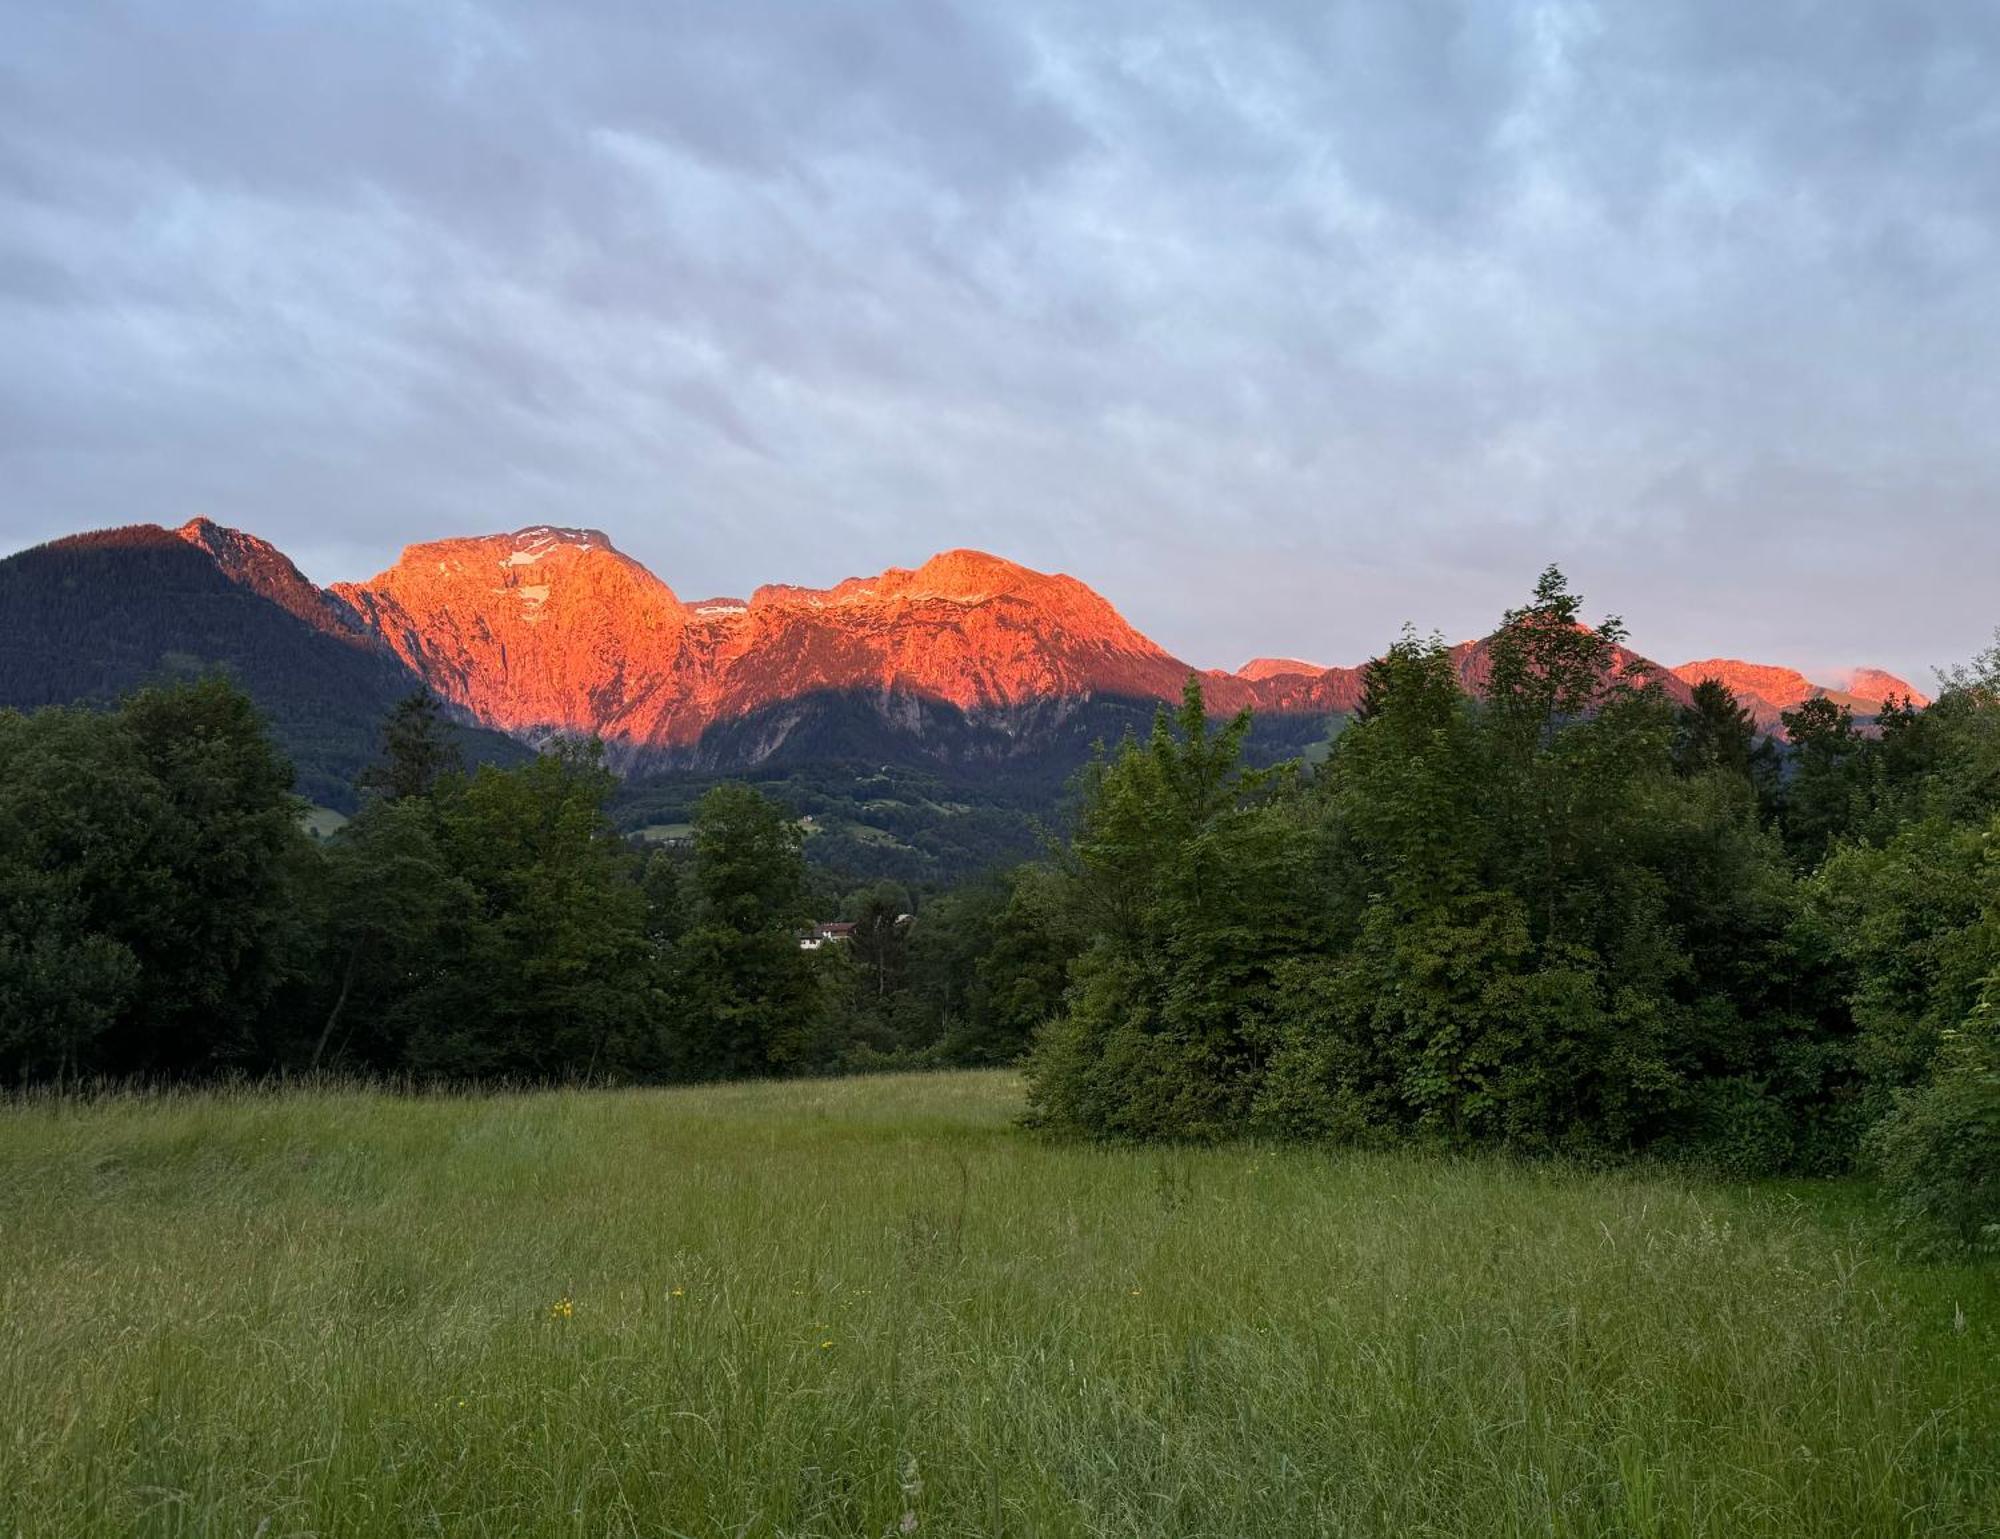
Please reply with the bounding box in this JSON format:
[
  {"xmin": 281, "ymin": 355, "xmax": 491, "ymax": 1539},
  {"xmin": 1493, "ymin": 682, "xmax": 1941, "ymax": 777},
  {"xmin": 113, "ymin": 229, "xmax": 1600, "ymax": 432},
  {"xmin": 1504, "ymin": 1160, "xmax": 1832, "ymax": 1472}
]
[
  {"xmin": 1671, "ymin": 657, "xmax": 1931, "ymax": 733},
  {"xmin": 1, "ymin": 519, "xmax": 1928, "ymax": 788},
  {"xmin": 327, "ymin": 526, "xmax": 1260, "ymax": 759}
]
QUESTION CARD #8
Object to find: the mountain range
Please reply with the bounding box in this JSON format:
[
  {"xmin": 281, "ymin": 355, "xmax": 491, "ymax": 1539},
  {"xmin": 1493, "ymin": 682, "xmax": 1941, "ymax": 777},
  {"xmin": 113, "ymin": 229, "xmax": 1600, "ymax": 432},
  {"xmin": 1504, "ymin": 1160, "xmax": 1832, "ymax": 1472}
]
[{"xmin": 0, "ymin": 518, "xmax": 1928, "ymax": 809}]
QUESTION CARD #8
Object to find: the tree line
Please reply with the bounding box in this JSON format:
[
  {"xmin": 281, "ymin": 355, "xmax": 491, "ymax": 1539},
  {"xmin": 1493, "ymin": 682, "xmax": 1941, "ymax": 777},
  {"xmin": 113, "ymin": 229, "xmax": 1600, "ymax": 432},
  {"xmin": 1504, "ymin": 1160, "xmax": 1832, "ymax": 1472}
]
[
  {"xmin": 0, "ymin": 687, "xmax": 1065, "ymax": 1089},
  {"xmin": 1, "ymin": 566, "xmax": 1993, "ymax": 1250},
  {"xmin": 1024, "ymin": 569, "xmax": 1996, "ymax": 1252}
]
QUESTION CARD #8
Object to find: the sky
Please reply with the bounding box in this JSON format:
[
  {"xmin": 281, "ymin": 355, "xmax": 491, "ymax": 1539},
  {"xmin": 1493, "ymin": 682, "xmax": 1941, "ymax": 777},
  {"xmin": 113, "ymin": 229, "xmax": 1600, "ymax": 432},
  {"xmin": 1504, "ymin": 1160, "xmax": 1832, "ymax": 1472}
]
[{"xmin": 3, "ymin": 1, "xmax": 1996, "ymax": 686}]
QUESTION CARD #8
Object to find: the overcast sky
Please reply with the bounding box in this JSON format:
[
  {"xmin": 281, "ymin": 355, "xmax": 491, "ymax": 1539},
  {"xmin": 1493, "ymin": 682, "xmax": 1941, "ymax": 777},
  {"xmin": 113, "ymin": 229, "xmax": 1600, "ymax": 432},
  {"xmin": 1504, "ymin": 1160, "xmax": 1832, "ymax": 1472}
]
[{"xmin": 3, "ymin": 1, "xmax": 1996, "ymax": 683}]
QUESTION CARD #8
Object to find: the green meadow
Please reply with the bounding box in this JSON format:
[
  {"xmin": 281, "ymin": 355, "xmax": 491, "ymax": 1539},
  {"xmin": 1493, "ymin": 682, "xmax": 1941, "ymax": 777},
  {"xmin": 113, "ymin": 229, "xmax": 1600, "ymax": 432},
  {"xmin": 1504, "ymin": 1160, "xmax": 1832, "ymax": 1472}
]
[{"xmin": 2, "ymin": 1070, "xmax": 1994, "ymax": 1537}]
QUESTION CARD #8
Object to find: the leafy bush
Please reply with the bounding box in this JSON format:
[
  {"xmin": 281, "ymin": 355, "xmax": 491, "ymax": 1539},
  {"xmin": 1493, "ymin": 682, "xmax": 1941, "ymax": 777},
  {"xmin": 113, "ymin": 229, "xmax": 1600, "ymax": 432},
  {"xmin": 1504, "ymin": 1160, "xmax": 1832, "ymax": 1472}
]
[{"xmin": 1869, "ymin": 1018, "xmax": 2000, "ymax": 1254}]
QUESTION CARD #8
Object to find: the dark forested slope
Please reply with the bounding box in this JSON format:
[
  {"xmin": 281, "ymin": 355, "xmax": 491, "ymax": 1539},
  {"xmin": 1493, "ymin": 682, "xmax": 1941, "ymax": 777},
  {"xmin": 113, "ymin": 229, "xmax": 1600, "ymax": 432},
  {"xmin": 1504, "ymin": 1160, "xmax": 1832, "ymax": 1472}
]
[{"xmin": 0, "ymin": 525, "xmax": 523, "ymax": 808}]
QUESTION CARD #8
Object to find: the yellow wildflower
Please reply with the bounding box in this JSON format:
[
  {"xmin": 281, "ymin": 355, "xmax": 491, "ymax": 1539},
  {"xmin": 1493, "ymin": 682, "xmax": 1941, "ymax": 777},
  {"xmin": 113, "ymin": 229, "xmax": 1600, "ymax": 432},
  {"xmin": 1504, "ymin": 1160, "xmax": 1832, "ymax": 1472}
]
[{"xmin": 549, "ymin": 1296, "xmax": 574, "ymax": 1320}]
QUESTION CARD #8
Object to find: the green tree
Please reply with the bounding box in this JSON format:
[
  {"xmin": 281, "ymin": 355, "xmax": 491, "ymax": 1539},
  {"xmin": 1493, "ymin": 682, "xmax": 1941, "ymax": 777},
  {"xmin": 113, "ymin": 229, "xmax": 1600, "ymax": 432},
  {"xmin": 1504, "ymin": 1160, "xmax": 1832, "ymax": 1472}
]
[
  {"xmin": 666, "ymin": 783, "xmax": 822, "ymax": 1079},
  {"xmin": 0, "ymin": 679, "xmax": 310, "ymax": 1081},
  {"xmin": 1025, "ymin": 679, "xmax": 1321, "ymax": 1139},
  {"xmin": 308, "ymin": 796, "xmax": 475, "ymax": 1072},
  {"xmin": 1675, "ymin": 678, "xmax": 1753, "ymax": 777},
  {"xmin": 401, "ymin": 741, "xmax": 653, "ymax": 1080},
  {"xmin": 1779, "ymin": 696, "xmax": 1863, "ymax": 867},
  {"xmin": 118, "ymin": 677, "xmax": 314, "ymax": 1071},
  {"xmin": 357, "ymin": 690, "xmax": 463, "ymax": 802},
  {"xmin": 1805, "ymin": 643, "xmax": 2000, "ymax": 1245},
  {"xmin": 848, "ymin": 881, "xmax": 911, "ymax": 1004},
  {"xmin": 953, "ymin": 865, "xmax": 1077, "ymax": 1065},
  {"xmin": 1483, "ymin": 564, "xmax": 1628, "ymax": 745},
  {"xmin": 1020, "ymin": 575, "xmax": 1810, "ymax": 1162},
  {"xmin": 640, "ymin": 847, "xmax": 691, "ymax": 948},
  {"xmin": 691, "ymin": 783, "xmax": 809, "ymax": 933},
  {"xmin": 1868, "ymin": 993, "xmax": 1999, "ymax": 1253},
  {"xmin": 0, "ymin": 708, "xmax": 149, "ymax": 1082},
  {"xmin": 1256, "ymin": 630, "xmax": 1520, "ymax": 1142}
]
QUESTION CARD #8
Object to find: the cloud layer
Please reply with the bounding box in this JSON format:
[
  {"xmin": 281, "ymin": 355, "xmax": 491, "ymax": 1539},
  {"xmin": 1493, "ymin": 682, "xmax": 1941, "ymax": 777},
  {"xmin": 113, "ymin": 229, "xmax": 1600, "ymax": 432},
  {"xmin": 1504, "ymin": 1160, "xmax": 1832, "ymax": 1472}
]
[{"xmin": 4, "ymin": 0, "xmax": 1996, "ymax": 682}]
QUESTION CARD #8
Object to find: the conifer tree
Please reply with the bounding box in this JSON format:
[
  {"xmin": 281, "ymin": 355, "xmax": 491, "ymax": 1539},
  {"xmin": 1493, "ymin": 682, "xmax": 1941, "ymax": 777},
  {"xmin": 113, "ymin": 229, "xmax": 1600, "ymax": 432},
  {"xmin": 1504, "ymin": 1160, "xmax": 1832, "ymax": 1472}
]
[
  {"xmin": 358, "ymin": 691, "xmax": 462, "ymax": 802},
  {"xmin": 667, "ymin": 783, "xmax": 822, "ymax": 1078}
]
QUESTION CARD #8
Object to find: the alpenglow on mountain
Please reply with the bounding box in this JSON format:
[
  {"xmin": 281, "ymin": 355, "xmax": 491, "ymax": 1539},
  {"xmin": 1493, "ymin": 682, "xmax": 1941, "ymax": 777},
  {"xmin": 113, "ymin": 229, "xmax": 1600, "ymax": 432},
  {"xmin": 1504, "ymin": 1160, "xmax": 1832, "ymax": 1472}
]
[{"xmin": 0, "ymin": 519, "xmax": 1927, "ymax": 802}]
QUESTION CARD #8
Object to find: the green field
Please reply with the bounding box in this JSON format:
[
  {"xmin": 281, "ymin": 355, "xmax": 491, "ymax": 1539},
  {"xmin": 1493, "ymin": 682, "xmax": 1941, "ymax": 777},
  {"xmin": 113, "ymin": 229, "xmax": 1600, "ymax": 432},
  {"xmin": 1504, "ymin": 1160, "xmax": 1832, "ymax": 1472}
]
[{"xmin": 2, "ymin": 1072, "xmax": 1994, "ymax": 1537}]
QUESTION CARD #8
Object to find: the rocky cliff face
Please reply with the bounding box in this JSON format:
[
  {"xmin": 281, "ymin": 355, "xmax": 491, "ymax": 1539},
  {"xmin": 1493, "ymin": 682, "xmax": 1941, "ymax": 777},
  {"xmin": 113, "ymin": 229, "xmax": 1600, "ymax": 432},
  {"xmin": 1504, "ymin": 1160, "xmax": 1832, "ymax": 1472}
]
[
  {"xmin": 175, "ymin": 517, "xmax": 372, "ymax": 644},
  {"xmin": 1236, "ymin": 656, "xmax": 1327, "ymax": 682},
  {"xmin": 9, "ymin": 517, "xmax": 1930, "ymax": 771},
  {"xmin": 330, "ymin": 534, "xmax": 1254, "ymax": 759},
  {"xmin": 1672, "ymin": 659, "xmax": 1928, "ymax": 732},
  {"xmin": 696, "ymin": 548, "xmax": 1248, "ymax": 720},
  {"xmin": 1842, "ymin": 668, "xmax": 1931, "ymax": 709},
  {"xmin": 331, "ymin": 527, "xmax": 694, "ymax": 745},
  {"xmin": 319, "ymin": 528, "xmax": 1939, "ymax": 757}
]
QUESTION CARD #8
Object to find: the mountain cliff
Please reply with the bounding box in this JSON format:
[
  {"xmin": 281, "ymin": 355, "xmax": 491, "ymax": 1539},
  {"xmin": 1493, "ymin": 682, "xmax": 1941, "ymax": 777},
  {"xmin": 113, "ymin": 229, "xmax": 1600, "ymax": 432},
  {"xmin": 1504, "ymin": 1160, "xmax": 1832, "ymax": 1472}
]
[
  {"xmin": 1672, "ymin": 659, "xmax": 1929, "ymax": 732},
  {"xmin": 329, "ymin": 532, "xmax": 1258, "ymax": 763},
  {"xmin": 0, "ymin": 517, "xmax": 1930, "ymax": 796},
  {"xmin": 174, "ymin": 517, "xmax": 374, "ymax": 643},
  {"xmin": 332, "ymin": 527, "xmax": 696, "ymax": 745}
]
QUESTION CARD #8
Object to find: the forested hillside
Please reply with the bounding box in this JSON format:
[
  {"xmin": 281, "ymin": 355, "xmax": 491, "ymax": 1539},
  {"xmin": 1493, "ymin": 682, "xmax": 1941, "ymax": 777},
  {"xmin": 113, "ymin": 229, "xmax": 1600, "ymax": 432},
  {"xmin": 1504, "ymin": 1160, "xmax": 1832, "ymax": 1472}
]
[
  {"xmin": 0, "ymin": 527, "xmax": 525, "ymax": 808},
  {"xmin": 615, "ymin": 704, "xmax": 1332, "ymax": 886}
]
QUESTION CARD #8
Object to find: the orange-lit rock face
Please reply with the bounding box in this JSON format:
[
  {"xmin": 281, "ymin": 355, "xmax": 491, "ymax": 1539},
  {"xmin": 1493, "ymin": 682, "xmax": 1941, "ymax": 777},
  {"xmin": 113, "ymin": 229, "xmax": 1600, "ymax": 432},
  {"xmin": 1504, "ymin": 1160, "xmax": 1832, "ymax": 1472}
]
[
  {"xmin": 1235, "ymin": 665, "xmax": 1370, "ymax": 714},
  {"xmin": 1672, "ymin": 659, "xmax": 1929, "ymax": 731},
  {"xmin": 332, "ymin": 528, "xmax": 691, "ymax": 741},
  {"xmin": 130, "ymin": 517, "xmax": 1931, "ymax": 759},
  {"xmin": 1843, "ymin": 668, "xmax": 1930, "ymax": 709},
  {"xmin": 712, "ymin": 548, "xmax": 1224, "ymax": 715},
  {"xmin": 332, "ymin": 532, "xmax": 1793, "ymax": 751},
  {"xmin": 1672, "ymin": 659, "xmax": 1820, "ymax": 717},
  {"xmin": 176, "ymin": 518, "xmax": 372, "ymax": 644},
  {"xmin": 1237, "ymin": 657, "xmax": 1327, "ymax": 682},
  {"xmin": 333, "ymin": 535, "xmax": 1245, "ymax": 749}
]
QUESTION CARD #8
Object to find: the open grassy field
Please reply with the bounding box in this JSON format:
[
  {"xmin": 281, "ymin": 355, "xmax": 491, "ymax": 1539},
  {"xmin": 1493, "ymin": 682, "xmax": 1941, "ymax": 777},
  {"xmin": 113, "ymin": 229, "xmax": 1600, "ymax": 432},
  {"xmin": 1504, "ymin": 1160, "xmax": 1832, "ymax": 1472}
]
[{"xmin": 2, "ymin": 1071, "xmax": 1995, "ymax": 1537}]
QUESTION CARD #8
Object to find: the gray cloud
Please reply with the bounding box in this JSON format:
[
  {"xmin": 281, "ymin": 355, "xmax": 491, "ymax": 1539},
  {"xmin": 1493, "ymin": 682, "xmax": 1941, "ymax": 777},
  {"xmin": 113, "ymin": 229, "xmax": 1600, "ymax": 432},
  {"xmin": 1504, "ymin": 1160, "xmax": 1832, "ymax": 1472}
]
[{"xmin": 3, "ymin": 0, "xmax": 1996, "ymax": 685}]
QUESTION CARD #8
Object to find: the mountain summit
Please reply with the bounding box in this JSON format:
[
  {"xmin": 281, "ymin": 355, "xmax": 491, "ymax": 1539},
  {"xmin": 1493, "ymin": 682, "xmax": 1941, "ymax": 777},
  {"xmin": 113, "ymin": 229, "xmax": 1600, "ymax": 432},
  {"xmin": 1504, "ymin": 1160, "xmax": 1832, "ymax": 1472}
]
[
  {"xmin": 1671, "ymin": 659, "xmax": 1928, "ymax": 732},
  {"xmin": 0, "ymin": 518, "xmax": 1928, "ymax": 793},
  {"xmin": 333, "ymin": 527, "xmax": 693, "ymax": 743},
  {"xmin": 318, "ymin": 530, "xmax": 1269, "ymax": 760}
]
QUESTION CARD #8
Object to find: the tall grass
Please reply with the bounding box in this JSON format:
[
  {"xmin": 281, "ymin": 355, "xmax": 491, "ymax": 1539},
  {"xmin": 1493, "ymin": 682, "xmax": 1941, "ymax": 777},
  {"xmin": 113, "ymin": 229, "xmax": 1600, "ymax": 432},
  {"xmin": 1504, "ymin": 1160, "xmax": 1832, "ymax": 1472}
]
[{"xmin": 1, "ymin": 1071, "xmax": 1993, "ymax": 1536}]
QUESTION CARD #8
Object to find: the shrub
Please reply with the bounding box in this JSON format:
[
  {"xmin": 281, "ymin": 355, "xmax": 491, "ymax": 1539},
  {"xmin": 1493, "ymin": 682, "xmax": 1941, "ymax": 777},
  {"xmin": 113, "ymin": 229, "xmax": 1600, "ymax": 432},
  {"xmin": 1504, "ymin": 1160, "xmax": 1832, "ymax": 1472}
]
[{"xmin": 1868, "ymin": 1016, "xmax": 2000, "ymax": 1254}]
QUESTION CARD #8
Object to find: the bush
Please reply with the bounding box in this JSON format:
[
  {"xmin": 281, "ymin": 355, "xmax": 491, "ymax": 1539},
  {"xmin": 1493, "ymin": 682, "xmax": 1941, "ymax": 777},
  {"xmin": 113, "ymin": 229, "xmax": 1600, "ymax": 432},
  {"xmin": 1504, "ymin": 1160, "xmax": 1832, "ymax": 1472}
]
[
  {"xmin": 1868, "ymin": 1020, "xmax": 1999, "ymax": 1254},
  {"xmin": 1679, "ymin": 1076, "xmax": 1798, "ymax": 1179}
]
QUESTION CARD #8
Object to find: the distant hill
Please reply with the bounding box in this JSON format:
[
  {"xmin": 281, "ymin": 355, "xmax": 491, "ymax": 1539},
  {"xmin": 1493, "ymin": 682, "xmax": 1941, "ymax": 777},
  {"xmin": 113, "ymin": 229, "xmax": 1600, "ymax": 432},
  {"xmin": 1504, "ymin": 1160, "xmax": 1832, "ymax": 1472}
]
[
  {"xmin": 617, "ymin": 698, "xmax": 1332, "ymax": 886},
  {"xmin": 0, "ymin": 523, "xmax": 525, "ymax": 809}
]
